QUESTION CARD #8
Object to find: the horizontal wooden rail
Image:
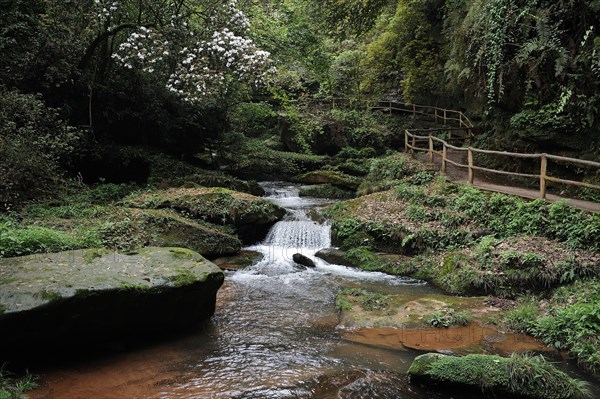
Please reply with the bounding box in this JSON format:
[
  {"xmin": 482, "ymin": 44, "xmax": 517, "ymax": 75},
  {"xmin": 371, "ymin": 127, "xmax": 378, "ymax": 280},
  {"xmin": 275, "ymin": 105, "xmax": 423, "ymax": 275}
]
[
  {"xmin": 321, "ymin": 97, "xmax": 475, "ymax": 132},
  {"xmin": 404, "ymin": 130, "xmax": 600, "ymax": 201}
]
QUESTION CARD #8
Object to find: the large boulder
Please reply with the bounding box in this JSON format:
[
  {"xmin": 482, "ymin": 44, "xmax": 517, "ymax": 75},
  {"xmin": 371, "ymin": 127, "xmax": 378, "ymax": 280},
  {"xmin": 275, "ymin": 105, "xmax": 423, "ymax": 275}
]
[
  {"xmin": 408, "ymin": 353, "xmax": 589, "ymax": 399},
  {"xmin": 134, "ymin": 209, "xmax": 241, "ymax": 257},
  {"xmin": 315, "ymin": 248, "xmax": 358, "ymax": 268},
  {"xmin": 0, "ymin": 247, "xmax": 224, "ymax": 360},
  {"xmin": 125, "ymin": 187, "xmax": 285, "ymax": 226},
  {"xmin": 125, "ymin": 187, "xmax": 286, "ymax": 243}
]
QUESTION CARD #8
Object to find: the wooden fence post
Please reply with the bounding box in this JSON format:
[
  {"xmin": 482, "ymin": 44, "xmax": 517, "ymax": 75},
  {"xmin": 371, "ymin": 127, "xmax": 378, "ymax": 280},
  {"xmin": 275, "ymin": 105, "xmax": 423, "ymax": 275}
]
[
  {"xmin": 434, "ymin": 109, "xmax": 438, "ymax": 123},
  {"xmin": 443, "ymin": 109, "xmax": 447, "ymax": 125},
  {"xmin": 441, "ymin": 142, "xmax": 447, "ymax": 175},
  {"xmin": 468, "ymin": 147, "xmax": 474, "ymax": 184},
  {"xmin": 404, "ymin": 130, "xmax": 409, "ymax": 154},
  {"xmin": 411, "ymin": 134, "xmax": 416, "ymax": 158},
  {"xmin": 428, "ymin": 135, "xmax": 434, "ymax": 164},
  {"xmin": 540, "ymin": 154, "xmax": 548, "ymax": 199},
  {"xmin": 459, "ymin": 113, "xmax": 463, "ymax": 128},
  {"xmin": 412, "ymin": 104, "xmax": 416, "ymax": 120}
]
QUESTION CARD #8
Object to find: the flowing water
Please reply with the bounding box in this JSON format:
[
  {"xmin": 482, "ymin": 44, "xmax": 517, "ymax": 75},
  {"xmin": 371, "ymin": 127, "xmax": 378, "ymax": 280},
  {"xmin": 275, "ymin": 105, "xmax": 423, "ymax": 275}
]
[{"xmin": 30, "ymin": 182, "xmax": 598, "ymax": 399}]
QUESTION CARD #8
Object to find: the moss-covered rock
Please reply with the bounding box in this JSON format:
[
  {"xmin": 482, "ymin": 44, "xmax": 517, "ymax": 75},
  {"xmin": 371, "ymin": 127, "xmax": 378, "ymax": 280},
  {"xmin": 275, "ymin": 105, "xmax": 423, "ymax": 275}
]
[
  {"xmin": 133, "ymin": 209, "xmax": 241, "ymax": 257},
  {"xmin": 125, "ymin": 187, "xmax": 285, "ymax": 227},
  {"xmin": 0, "ymin": 247, "xmax": 224, "ymax": 360},
  {"xmin": 298, "ymin": 184, "xmax": 355, "ymax": 199},
  {"xmin": 315, "ymin": 248, "xmax": 358, "ymax": 268},
  {"xmin": 173, "ymin": 172, "xmax": 265, "ymax": 196},
  {"xmin": 294, "ymin": 170, "xmax": 360, "ymax": 190},
  {"xmin": 409, "ymin": 353, "xmax": 591, "ymax": 399},
  {"xmin": 212, "ymin": 250, "xmax": 264, "ymax": 271}
]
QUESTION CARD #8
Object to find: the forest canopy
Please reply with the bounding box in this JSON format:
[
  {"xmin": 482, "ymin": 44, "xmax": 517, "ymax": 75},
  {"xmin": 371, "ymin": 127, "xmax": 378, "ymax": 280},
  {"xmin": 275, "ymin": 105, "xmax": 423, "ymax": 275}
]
[{"xmin": 1, "ymin": 0, "xmax": 600, "ymax": 207}]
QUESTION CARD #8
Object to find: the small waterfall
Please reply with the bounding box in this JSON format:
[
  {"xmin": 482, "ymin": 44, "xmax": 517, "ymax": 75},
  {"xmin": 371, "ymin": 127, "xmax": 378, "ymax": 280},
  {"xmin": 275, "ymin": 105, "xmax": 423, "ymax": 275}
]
[{"xmin": 264, "ymin": 212, "xmax": 331, "ymax": 250}]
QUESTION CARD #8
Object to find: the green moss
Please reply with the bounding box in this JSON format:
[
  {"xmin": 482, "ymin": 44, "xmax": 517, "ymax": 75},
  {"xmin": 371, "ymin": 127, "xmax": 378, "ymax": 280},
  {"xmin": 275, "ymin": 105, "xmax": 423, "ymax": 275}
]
[
  {"xmin": 298, "ymin": 184, "xmax": 355, "ymax": 199},
  {"xmin": 37, "ymin": 290, "xmax": 62, "ymax": 302},
  {"xmin": 410, "ymin": 353, "xmax": 591, "ymax": 399},
  {"xmin": 119, "ymin": 282, "xmax": 151, "ymax": 291},
  {"xmin": 295, "ymin": 170, "xmax": 360, "ymax": 190},
  {"xmin": 167, "ymin": 267, "xmax": 199, "ymax": 287},
  {"xmin": 0, "ymin": 304, "xmax": 5, "ymax": 314},
  {"xmin": 168, "ymin": 248, "xmax": 200, "ymax": 260},
  {"xmin": 83, "ymin": 249, "xmax": 105, "ymax": 264}
]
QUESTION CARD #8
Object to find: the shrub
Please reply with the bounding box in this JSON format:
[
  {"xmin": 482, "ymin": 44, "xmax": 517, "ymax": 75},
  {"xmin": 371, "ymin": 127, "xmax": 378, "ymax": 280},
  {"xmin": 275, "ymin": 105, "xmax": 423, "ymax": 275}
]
[
  {"xmin": 426, "ymin": 308, "xmax": 472, "ymax": 328},
  {"xmin": 451, "ymin": 186, "xmax": 599, "ymax": 250},
  {"xmin": 229, "ymin": 102, "xmax": 277, "ymax": 137},
  {"xmin": 505, "ymin": 297, "xmax": 540, "ymax": 333},
  {"xmin": 368, "ymin": 153, "xmax": 423, "ymax": 181},
  {"xmin": 0, "ymin": 89, "xmax": 82, "ymax": 209},
  {"xmin": 532, "ymin": 302, "xmax": 600, "ymax": 372}
]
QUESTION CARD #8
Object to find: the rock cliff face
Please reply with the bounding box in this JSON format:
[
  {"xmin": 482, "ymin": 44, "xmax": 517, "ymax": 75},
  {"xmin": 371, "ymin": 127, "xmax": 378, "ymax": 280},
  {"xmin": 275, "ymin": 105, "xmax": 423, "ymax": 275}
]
[{"xmin": 0, "ymin": 247, "xmax": 224, "ymax": 360}]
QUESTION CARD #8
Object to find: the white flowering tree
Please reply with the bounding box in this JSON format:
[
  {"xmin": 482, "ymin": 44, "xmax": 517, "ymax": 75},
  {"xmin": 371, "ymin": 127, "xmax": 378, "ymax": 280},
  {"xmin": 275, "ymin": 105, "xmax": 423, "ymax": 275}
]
[{"xmin": 83, "ymin": 0, "xmax": 273, "ymax": 105}]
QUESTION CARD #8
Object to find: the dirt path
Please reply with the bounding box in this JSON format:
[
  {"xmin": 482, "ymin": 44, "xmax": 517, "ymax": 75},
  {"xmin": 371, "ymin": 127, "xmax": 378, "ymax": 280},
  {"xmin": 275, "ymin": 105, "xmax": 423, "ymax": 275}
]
[{"xmin": 415, "ymin": 150, "xmax": 600, "ymax": 213}]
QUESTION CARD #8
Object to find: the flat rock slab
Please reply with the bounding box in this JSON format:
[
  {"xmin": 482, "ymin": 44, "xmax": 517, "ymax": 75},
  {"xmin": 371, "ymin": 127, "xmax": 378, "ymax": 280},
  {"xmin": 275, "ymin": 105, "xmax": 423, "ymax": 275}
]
[{"xmin": 0, "ymin": 247, "xmax": 224, "ymax": 360}]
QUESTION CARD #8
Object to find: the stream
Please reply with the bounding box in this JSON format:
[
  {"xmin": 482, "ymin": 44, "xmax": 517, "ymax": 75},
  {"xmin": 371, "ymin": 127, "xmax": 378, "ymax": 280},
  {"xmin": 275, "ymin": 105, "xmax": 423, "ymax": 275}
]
[{"xmin": 30, "ymin": 182, "xmax": 597, "ymax": 399}]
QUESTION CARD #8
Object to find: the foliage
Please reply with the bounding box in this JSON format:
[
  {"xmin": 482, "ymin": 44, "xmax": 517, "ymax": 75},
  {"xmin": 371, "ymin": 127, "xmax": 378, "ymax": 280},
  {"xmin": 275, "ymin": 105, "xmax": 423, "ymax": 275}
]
[
  {"xmin": 451, "ymin": 187, "xmax": 600, "ymax": 250},
  {"xmin": 533, "ymin": 301, "xmax": 600, "ymax": 372},
  {"xmin": 0, "ymin": 220, "xmax": 102, "ymax": 258},
  {"xmin": 345, "ymin": 247, "xmax": 386, "ymax": 271},
  {"xmin": 0, "ymin": 365, "xmax": 37, "ymax": 399},
  {"xmin": 426, "ymin": 308, "xmax": 472, "ymax": 328},
  {"xmin": 0, "ymin": 89, "xmax": 82, "ymax": 209},
  {"xmin": 504, "ymin": 296, "xmax": 540, "ymax": 333},
  {"xmin": 229, "ymin": 102, "xmax": 277, "ymax": 137},
  {"xmin": 368, "ymin": 153, "xmax": 426, "ymax": 181}
]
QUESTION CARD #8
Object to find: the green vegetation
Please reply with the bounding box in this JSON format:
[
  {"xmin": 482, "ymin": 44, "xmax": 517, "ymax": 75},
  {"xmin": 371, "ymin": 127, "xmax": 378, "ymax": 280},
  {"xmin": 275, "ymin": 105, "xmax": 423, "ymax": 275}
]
[
  {"xmin": 410, "ymin": 353, "xmax": 591, "ymax": 399},
  {"xmin": 425, "ymin": 308, "xmax": 472, "ymax": 328},
  {"xmin": 336, "ymin": 288, "xmax": 390, "ymax": 312},
  {"xmin": 0, "ymin": 221, "xmax": 102, "ymax": 258},
  {"xmin": 0, "ymin": 366, "xmax": 37, "ymax": 399},
  {"xmin": 298, "ymin": 185, "xmax": 354, "ymax": 199},
  {"xmin": 168, "ymin": 268, "xmax": 199, "ymax": 288},
  {"xmin": 502, "ymin": 280, "xmax": 600, "ymax": 372}
]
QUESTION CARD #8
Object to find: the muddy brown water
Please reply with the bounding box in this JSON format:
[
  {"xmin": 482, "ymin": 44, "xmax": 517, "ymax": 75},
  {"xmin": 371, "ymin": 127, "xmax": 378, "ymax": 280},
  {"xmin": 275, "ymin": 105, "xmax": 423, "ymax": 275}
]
[{"xmin": 30, "ymin": 183, "xmax": 599, "ymax": 398}]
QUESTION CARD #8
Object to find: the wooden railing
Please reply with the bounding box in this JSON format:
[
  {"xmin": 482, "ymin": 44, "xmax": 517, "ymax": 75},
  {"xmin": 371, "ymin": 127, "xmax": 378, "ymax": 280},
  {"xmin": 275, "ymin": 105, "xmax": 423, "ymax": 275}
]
[
  {"xmin": 404, "ymin": 129, "xmax": 600, "ymax": 199},
  {"xmin": 317, "ymin": 98, "xmax": 475, "ymax": 130}
]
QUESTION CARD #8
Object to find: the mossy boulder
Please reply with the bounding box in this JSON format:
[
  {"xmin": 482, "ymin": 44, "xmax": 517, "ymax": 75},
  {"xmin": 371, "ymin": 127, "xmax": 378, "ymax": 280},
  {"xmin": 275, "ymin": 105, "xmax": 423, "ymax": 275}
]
[
  {"xmin": 294, "ymin": 171, "xmax": 360, "ymax": 191},
  {"xmin": 408, "ymin": 353, "xmax": 591, "ymax": 399},
  {"xmin": 125, "ymin": 187, "xmax": 285, "ymax": 226},
  {"xmin": 0, "ymin": 247, "xmax": 224, "ymax": 360},
  {"xmin": 212, "ymin": 250, "xmax": 264, "ymax": 271},
  {"xmin": 134, "ymin": 209, "xmax": 241, "ymax": 257},
  {"xmin": 315, "ymin": 248, "xmax": 358, "ymax": 268},
  {"xmin": 298, "ymin": 184, "xmax": 355, "ymax": 199},
  {"xmin": 124, "ymin": 187, "xmax": 285, "ymax": 243}
]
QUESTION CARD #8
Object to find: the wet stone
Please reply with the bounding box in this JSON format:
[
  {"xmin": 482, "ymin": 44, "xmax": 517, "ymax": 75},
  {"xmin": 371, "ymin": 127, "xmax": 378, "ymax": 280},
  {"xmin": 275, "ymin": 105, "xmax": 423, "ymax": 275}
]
[{"xmin": 0, "ymin": 247, "xmax": 224, "ymax": 361}]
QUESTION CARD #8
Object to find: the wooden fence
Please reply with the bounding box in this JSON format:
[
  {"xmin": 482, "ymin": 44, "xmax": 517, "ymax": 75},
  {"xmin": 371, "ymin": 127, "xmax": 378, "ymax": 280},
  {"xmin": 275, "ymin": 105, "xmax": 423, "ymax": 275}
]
[
  {"xmin": 314, "ymin": 97, "xmax": 599, "ymax": 201},
  {"xmin": 320, "ymin": 98, "xmax": 475, "ymax": 130},
  {"xmin": 404, "ymin": 129, "xmax": 600, "ymax": 199}
]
